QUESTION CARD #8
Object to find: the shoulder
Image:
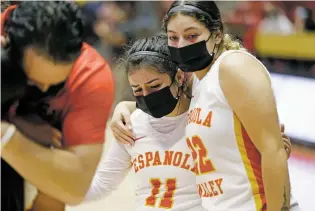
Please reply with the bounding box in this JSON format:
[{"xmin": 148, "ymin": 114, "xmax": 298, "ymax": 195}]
[
  {"xmin": 130, "ymin": 109, "xmax": 151, "ymax": 138},
  {"xmin": 66, "ymin": 43, "xmax": 114, "ymax": 102},
  {"xmin": 218, "ymin": 51, "xmax": 274, "ymax": 111},
  {"xmin": 130, "ymin": 109, "xmax": 148, "ymax": 126},
  {"xmin": 67, "ymin": 43, "xmax": 114, "ymax": 92},
  {"xmin": 219, "ymin": 51, "xmax": 271, "ymax": 88}
]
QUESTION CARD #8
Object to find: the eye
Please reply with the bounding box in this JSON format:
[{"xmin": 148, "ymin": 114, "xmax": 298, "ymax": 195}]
[
  {"xmin": 187, "ymin": 34, "xmax": 199, "ymax": 40},
  {"xmin": 134, "ymin": 88, "xmax": 142, "ymax": 93},
  {"xmin": 151, "ymin": 84, "xmax": 161, "ymax": 89},
  {"xmin": 168, "ymin": 36, "xmax": 178, "ymax": 41}
]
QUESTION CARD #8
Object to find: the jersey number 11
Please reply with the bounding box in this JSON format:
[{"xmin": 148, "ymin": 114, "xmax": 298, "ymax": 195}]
[{"xmin": 145, "ymin": 178, "xmax": 176, "ymax": 209}]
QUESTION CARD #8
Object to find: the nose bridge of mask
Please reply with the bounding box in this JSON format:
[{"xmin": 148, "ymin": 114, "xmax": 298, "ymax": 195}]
[
  {"xmin": 138, "ymin": 86, "xmax": 174, "ymax": 110},
  {"xmin": 145, "ymin": 86, "xmax": 172, "ymax": 101},
  {"xmin": 135, "ymin": 84, "xmax": 180, "ymax": 118},
  {"xmin": 169, "ymin": 40, "xmax": 209, "ymax": 63}
]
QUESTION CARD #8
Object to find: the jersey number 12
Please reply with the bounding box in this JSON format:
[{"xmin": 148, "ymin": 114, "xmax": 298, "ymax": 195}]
[{"xmin": 186, "ymin": 135, "xmax": 216, "ymax": 175}]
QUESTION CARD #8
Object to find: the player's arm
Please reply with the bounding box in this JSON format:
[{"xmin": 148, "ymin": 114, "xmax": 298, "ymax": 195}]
[
  {"xmin": 219, "ymin": 52, "xmax": 290, "ymax": 210},
  {"xmin": 1, "ymin": 73, "xmax": 115, "ymax": 205},
  {"xmin": 110, "ymin": 101, "xmax": 136, "ymax": 145},
  {"xmin": 84, "ymin": 140, "xmax": 132, "ymax": 202}
]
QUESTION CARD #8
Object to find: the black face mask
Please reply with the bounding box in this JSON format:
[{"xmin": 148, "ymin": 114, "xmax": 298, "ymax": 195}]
[
  {"xmin": 169, "ymin": 36, "xmax": 215, "ymax": 72},
  {"xmin": 136, "ymin": 86, "xmax": 179, "ymax": 118}
]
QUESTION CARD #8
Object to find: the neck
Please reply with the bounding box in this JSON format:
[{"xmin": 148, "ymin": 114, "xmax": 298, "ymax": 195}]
[
  {"xmin": 194, "ymin": 48, "xmax": 226, "ymax": 80},
  {"xmin": 166, "ymin": 93, "xmax": 191, "ymax": 117},
  {"xmin": 194, "ymin": 66, "xmax": 210, "ymax": 80}
]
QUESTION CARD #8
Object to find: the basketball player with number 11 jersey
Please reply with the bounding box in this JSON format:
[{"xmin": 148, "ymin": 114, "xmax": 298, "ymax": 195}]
[{"xmin": 85, "ymin": 109, "xmax": 206, "ymax": 211}]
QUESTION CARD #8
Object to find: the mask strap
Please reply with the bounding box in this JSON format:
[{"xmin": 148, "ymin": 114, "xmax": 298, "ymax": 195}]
[
  {"xmin": 206, "ymin": 33, "xmax": 217, "ymax": 55},
  {"xmin": 212, "ymin": 43, "xmax": 217, "ymax": 53},
  {"xmin": 206, "ymin": 34, "xmax": 212, "ymax": 42}
]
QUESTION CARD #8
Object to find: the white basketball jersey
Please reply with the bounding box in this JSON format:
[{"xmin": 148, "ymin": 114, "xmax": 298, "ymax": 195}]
[
  {"xmin": 126, "ymin": 109, "xmax": 204, "ymax": 211},
  {"xmin": 186, "ymin": 50, "xmax": 268, "ymax": 211}
]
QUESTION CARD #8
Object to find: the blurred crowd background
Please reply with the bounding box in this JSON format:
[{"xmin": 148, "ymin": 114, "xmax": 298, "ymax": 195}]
[
  {"xmin": 74, "ymin": 1, "xmax": 315, "ymax": 100},
  {"xmin": 75, "ymin": 0, "xmax": 315, "ymax": 143},
  {"xmin": 1, "ymin": 1, "xmax": 315, "ymax": 210}
]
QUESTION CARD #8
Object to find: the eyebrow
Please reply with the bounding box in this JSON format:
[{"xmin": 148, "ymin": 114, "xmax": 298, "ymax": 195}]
[
  {"xmin": 131, "ymin": 78, "xmax": 159, "ymax": 88},
  {"xmin": 168, "ymin": 26, "xmax": 200, "ymax": 33}
]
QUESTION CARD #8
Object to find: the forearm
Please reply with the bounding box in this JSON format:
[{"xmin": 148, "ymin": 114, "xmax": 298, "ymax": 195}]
[
  {"xmin": 2, "ymin": 131, "xmax": 93, "ymax": 205},
  {"xmin": 84, "ymin": 141, "xmax": 131, "ymax": 202},
  {"xmin": 262, "ymin": 148, "xmax": 290, "ymax": 210},
  {"xmin": 84, "ymin": 166, "xmax": 128, "ymax": 202}
]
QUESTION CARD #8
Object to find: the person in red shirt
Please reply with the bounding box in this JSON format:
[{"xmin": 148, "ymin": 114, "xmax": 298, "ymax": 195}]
[{"xmin": 1, "ymin": 1, "xmax": 114, "ymax": 211}]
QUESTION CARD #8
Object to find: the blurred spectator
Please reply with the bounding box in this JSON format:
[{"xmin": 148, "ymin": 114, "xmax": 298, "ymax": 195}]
[
  {"xmin": 294, "ymin": 6, "xmax": 315, "ymax": 32},
  {"xmin": 81, "ymin": 2, "xmax": 102, "ymax": 45},
  {"xmin": 157, "ymin": 1, "xmax": 174, "ymax": 20},
  {"xmin": 258, "ymin": 2, "xmax": 294, "ymax": 35},
  {"xmin": 304, "ymin": 8, "xmax": 315, "ymax": 31},
  {"xmin": 80, "ymin": 1, "xmax": 161, "ymax": 64},
  {"xmin": 117, "ymin": 1, "xmax": 160, "ymax": 41},
  {"xmin": 80, "ymin": 1, "xmax": 128, "ymax": 64}
]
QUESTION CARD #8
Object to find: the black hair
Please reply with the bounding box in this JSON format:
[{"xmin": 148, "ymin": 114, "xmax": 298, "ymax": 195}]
[
  {"xmin": 163, "ymin": 1, "xmax": 245, "ymax": 51},
  {"xmin": 124, "ymin": 34, "xmax": 177, "ymax": 81},
  {"xmin": 4, "ymin": 1, "xmax": 84, "ymax": 63},
  {"xmin": 305, "ymin": 8, "xmax": 315, "ymax": 31},
  {"xmin": 163, "ymin": 1, "xmax": 222, "ymax": 33}
]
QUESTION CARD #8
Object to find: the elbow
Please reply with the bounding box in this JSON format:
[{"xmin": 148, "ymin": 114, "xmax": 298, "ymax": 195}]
[
  {"xmin": 64, "ymin": 186, "xmax": 89, "ymax": 206},
  {"xmin": 65, "ymin": 196, "xmax": 85, "ymax": 206},
  {"xmin": 261, "ymin": 147, "xmax": 287, "ymax": 159},
  {"xmin": 61, "ymin": 177, "xmax": 93, "ymax": 206},
  {"xmin": 261, "ymin": 148, "xmax": 288, "ymax": 167}
]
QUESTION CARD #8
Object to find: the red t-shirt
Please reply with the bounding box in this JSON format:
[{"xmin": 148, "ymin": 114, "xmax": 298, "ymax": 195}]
[
  {"xmin": 2, "ymin": 6, "xmax": 115, "ymax": 147},
  {"xmin": 54, "ymin": 43, "xmax": 115, "ymax": 146}
]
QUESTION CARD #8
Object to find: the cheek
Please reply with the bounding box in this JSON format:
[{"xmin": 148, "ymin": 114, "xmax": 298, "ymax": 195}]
[
  {"xmin": 25, "ymin": 65, "xmax": 44, "ymax": 81},
  {"xmin": 168, "ymin": 39, "xmax": 177, "ymax": 48},
  {"xmin": 24, "ymin": 57, "xmax": 49, "ymax": 83}
]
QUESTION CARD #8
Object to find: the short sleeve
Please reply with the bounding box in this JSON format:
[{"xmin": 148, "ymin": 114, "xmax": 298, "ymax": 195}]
[{"xmin": 62, "ymin": 65, "xmax": 115, "ymax": 147}]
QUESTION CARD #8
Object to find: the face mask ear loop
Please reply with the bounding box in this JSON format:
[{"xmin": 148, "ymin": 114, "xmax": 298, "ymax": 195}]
[
  {"xmin": 206, "ymin": 33, "xmax": 212, "ymax": 42},
  {"xmin": 205, "ymin": 33, "xmax": 217, "ymax": 55},
  {"xmin": 212, "ymin": 44, "xmax": 217, "ymax": 54}
]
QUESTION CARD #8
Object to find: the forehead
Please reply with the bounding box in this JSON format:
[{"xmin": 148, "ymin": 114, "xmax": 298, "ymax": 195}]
[
  {"xmin": 128, "ymin": 68, "xmax": 171, "ymax": 84},
  {"xmin": 167, "ymin": 14, "xmax": 206, "ymax": 33}
]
